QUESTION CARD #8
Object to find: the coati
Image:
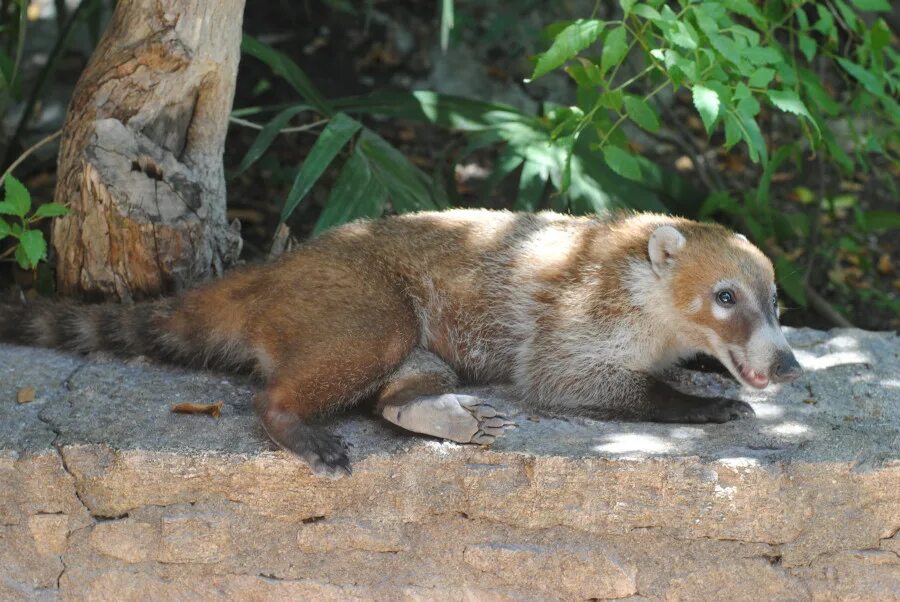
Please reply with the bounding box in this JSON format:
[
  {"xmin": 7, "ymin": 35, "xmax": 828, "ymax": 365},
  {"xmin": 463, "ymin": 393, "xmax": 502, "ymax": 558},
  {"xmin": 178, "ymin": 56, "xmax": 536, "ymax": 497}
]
[{"xmin": 0, "ymin": 210, "xmax": 802, "ymax": 476}]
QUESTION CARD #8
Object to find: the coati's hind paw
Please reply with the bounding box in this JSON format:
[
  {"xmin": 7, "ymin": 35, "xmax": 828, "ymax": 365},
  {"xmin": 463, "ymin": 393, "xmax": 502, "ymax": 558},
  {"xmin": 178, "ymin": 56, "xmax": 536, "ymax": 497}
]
[
  {"xmin": 256, "ymin": 400, "xmax": 352, "ymax": 479},
  {"xmin": 381, "ymin": 393, "xmax": 516, "ymax": 445},
  {"xmin": 298, "ymin": 430, "xmax": 352, "ymax": 479},
  {"xmin": 457, "ymin": 395, "xmax": 517, "ymax": 444},
  {"xmin": 656, "ymin": 397, "xmax": 755, "ymax": 424}
]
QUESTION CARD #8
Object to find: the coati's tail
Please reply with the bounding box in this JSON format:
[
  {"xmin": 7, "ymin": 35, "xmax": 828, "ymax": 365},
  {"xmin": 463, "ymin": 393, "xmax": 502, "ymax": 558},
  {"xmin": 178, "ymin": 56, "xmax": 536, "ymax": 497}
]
[{"xmin": 0, "ymin": 294, "xmax": 256, "ymax": 372}]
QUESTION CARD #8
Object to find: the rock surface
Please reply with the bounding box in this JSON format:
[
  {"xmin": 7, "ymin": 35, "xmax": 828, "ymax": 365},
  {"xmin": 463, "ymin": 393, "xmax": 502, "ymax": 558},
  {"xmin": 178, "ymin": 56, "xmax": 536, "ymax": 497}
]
[{"xmin": 1, "ymin": 327, "xmax": 898, "ymax": 601}]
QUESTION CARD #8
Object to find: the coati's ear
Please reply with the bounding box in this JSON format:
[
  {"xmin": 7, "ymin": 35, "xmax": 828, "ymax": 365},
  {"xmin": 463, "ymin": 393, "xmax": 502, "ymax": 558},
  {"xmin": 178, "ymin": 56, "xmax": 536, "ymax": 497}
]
[
  {"xmin": 735, "ymin": 233, "xmax": 748, "ymax": 243},
  {"xmin": 648, "ymin": 225, "xmax": 686, "ymax": 277}
]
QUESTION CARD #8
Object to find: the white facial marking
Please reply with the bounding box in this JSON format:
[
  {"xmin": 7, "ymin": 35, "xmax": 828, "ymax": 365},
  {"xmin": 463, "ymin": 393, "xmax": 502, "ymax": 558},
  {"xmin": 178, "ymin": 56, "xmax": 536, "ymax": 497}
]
[
  {"xmin": 712, "ymin": 304, "xmax": 730, "ymax": 321},
  {"xmin": 746, "ymin": 323, "xmax": 789, "ymax": 373},
  {"xmin": 686, "ymin": 296, "xmax": 702, "ymax": 314}
]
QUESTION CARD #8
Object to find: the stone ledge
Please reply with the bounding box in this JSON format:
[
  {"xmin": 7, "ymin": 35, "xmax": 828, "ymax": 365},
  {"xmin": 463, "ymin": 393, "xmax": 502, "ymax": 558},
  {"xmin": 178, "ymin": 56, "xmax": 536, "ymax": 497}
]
[{"xmin": 1, "ymin": 327, "xmax": 898, "ymax": 600}]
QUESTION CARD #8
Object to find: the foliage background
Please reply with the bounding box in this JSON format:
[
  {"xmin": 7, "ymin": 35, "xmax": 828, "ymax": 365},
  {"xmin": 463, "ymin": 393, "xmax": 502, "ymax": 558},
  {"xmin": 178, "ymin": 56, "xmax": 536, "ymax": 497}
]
[{"xmin": 1, "ymin": 0, "xmax": 898, "ymax": 330}]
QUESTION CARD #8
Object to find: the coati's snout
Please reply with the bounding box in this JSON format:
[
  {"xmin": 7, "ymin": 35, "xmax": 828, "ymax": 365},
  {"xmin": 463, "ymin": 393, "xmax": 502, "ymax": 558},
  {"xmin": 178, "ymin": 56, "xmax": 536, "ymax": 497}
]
[
  {"xmin": 770, "ymin": 349, "xmax": 803, "ymax": 383},
  {"xmin": 649, "ymin": 222, "xmax": 803, "ymax": 390}
]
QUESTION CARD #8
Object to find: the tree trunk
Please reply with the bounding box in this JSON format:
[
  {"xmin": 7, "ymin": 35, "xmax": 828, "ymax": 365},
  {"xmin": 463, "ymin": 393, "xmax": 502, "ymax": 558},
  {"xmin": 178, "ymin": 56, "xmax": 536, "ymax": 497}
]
[{"xmin": 51, "ymin": 0, "xmax": 245, "ymax": 301}]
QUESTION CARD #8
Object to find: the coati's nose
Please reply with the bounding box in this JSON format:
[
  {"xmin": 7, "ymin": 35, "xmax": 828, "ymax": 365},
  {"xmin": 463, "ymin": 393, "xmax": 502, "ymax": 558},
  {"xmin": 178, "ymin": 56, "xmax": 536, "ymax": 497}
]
[{"xmin": 770, "ymin": 350, "xmax": 803, "ymax": 383}]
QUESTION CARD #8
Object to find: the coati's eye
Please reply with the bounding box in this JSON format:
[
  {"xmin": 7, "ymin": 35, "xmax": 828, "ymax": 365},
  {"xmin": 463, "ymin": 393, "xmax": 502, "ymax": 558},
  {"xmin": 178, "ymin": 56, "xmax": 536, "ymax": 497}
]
[{"xmin": 716, "ymin": 290, "xmax": 736, "ymax": 307}]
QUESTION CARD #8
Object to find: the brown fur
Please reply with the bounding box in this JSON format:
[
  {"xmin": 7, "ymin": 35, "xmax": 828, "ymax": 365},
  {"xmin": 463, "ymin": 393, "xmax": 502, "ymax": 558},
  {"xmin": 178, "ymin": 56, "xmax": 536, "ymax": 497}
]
[{"xmin": 1, "ymin": 209, "xmax": 793, "ymax": 475}]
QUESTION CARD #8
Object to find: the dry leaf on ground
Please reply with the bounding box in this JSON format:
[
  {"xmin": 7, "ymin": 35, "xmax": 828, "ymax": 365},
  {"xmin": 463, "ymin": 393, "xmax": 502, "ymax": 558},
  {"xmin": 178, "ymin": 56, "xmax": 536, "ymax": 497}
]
[
  {"xmin": 16, "ymin": 387, "xmax": 36, "ymax": 404},
  {"xmin": 171, "ymin": 401, "xmax": 223, "ymax": 418}
]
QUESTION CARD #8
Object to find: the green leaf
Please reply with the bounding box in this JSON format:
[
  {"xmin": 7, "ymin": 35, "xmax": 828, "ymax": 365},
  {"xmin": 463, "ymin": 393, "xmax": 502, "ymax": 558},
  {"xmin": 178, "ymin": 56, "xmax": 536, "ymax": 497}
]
[
  {"xmin": 709, "ymin": 34, "xmax": 742, "ymax": 67},
  {"xmin": 835, "ymin": 58, "xmax": 884, "ymax": 96},
  {"xmin": 834, "ymin": 0, "xmax": 862, "ymax": 33},
  {"xmin": 735, "ymin": 106, "xmax": 768, "ymax": 165},
  {"xmin": 602, "ymin": 145, "xmax": 641, "ymax": 181},
  {"xmin": 799, "ymin": 69, "xmax": 841, "ymax": 115},
  {"xmin": 665, "ymin": 20, "xmax": 699, "ymax": 50},
  {"xmin": 623, "ymin": 95, "xmax": 660, "ymax": 132},
  {"xmin": 344, "ymin": 90, "xmax": 538, "ymax": 134},
  {"xmin": 439, "ymin": 0, "xmax": 454, "ymax": 50},
  {"xmin": 756, "ymin": 145, "xmax": 795, "ymax": 206},
  {"xmin": 531, "ymin": 19, "xmax": 605, "ymax": 80},
  {"xmin": 241, "ymin": 34, "xmax": 332, "ymax": 116},
  {"xmin": 731, "ymin": 25, "xmax": 760, "ymax": 46},
  {"xmin": 235, "ymin": 106, "xmax": 306, "ymax": 175},
  {"xmin": 481, "ymin": 147, "xmax": 525, "ymax": 196},
  {"xmin": 313, "ymin": 149, "xmax": 387, "ymax": 235},
  {"xmin": 724, "ymin": 0, "xmax": 765, "ymax": 23},
  {"xmin": 798, "ymin": 34, "xmax": 816, "ymax": 61},
  {"xmin": 600, "ymin": 25, "xmax": 628, "ymax": 77},
  {"xmin": 723, "ymin": 113, "xmax": 742, "ymax": 149},
  {"xmin": 599, "ymin": 89, "xmax": 625, "ymax": 111},
  {"xmin": 743, "ymin": 47, "xmax": 781, "ymax": 65},
  {"xmin": 33, "ymin": 203, "xmax": 69, "ymax": 219},
  {"xmin": 699, "ymin": 190, "xmax": 740, "ymax": 219},
  {"xmin": 514, "ymin": 160, "xmax": 548, "ymax": 211},
  {"xmin": 357, "ymin": 128, "xmax": 439, "ymax": 213},
  {"xmin": 860, "ymin": 211, "xmax": 900, "ymax": 231},
  {"xmin": 692, "ymin": 2, "xmax": 725, "ymax": 34},
  {"xmin": 632, "ymin": 4, "xmax": 662, "ymax": 20},
  {"xmin": 849, "ymin": 0, "xmax": 890, "ymax": 11},
  {"xmin": 767, "ymin": 89, "xmax": 819, "ymax": 134},
  {"xmin": 814, "ymin": 6, "xmax": 836, "ymax": 37},
  {"xmin": 748, "ymin": 67, "xmax": 775, "ymax": 88},
  {"xmin": 568, "ymin": 58, "xmax": 604, "ymax": 87},
  {"xmin": 775, "ymin": 256, "xmax": 807, "ymax": 306},
  {"xmin": 691, "ymin": 85, "xmax": 720, "ymax": 134},
  {"xmin": 737, "ymin": 95, "xmax": 760, "ymax": 118},
  {"xmin": 2, "ymin": 174, "xmax": 30, "ymax": 217},
  {"xmin": 280, "ymin": 112, "xmax": 362, "ymax": 222},
  {"xmin": 619, "ymin": 0, "xmax": 638, "ymax": 14},
  {"xmin": 16, "ymin": 229, "xmax": 46, "ymax": 269},
  {"xmin": 732, "ymin": 82, "xmax": 752, "ymax": 101},
  {"xmin": 0, "ymin": 218, "xmax": 9, "ymax": 238}
]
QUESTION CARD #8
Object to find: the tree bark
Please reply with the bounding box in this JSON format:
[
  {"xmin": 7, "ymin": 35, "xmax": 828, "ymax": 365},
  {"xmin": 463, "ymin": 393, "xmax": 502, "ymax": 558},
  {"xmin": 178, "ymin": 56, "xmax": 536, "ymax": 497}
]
[{"xmin": 52, "ymin": 0, "xmax": 245, "ymax": 301}]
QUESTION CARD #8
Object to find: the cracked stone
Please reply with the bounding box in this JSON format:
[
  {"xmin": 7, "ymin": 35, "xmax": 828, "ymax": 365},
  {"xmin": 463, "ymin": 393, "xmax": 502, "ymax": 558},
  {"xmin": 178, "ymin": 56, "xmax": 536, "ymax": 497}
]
[
  {"xmin": 158, "ymin": 512, "xmax": 231, "ymax": 564},
  {"xmin": 296, "ymin": 517, "xmax": 405, "ymax": 553},
  {"xmin": 664, "ymin": 558, "xmax": 808, "ymax": 600},
  {"xmin": 28, "ymin": 514, "xmax": 70, "ymax": 555},
  {"xmin": 463, "ymin": 542, "xmax": 637, "ymax": 599},
  {"xmin": 90, "ymin": 519, "xmax": 155, "ymax": 563}
]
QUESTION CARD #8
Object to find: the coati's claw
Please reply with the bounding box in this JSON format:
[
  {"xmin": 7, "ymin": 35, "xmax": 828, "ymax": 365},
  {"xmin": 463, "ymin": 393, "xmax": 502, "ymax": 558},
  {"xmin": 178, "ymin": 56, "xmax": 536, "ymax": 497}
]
[{"xmin": 381, "ymin": 393, "xmax": 515, "ymax": 445}]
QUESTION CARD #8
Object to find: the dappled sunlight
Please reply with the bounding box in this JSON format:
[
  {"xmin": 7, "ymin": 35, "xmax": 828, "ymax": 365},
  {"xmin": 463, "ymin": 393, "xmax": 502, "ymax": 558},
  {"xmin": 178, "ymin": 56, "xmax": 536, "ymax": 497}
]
[
  {"xmin": 747, "ymin": 402, "xmax": 785, "ymax": 420},
  {"xmin": 593, "ymin": 433, "xmax": 674, "ymax": 455},
  {"xmin": 766, "ymin": 421, "xmax": 811, "ymax": 437},
  {"xmin": 826, "ymin": 335, "xmax": 861, "ymax": 351},
  {"xmin": 794, "ymin": 348, "xmax": 871, "ymax": 371},
  {"xmin": 668, "ymin": 426, "xmax": 707, "ymax": 440},
  {"xmin": 716, "ymin": 457, "xmax": 761, "ymax": 469},
  {"xmin": 792, "ymin": 334, "xmax": 872, "ymax": 372}
]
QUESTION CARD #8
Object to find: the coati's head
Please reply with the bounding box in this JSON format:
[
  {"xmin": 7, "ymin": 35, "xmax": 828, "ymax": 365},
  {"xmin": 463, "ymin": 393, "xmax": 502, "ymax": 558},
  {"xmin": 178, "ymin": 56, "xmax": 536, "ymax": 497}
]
[{"xmin": 647, "ymin": 222, "xmax": 802, "ymax": 389}]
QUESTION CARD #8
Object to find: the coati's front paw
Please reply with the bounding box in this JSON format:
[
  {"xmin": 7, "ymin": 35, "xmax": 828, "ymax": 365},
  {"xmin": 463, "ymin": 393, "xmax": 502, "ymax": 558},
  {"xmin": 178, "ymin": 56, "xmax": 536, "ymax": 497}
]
[
  {"xmin": 381, "ymin": 393, "xmax": 516, "ymax": 445},
  {"xmin": 656, "ymin": 397, "xmax": 755, "ymax": 424}
]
